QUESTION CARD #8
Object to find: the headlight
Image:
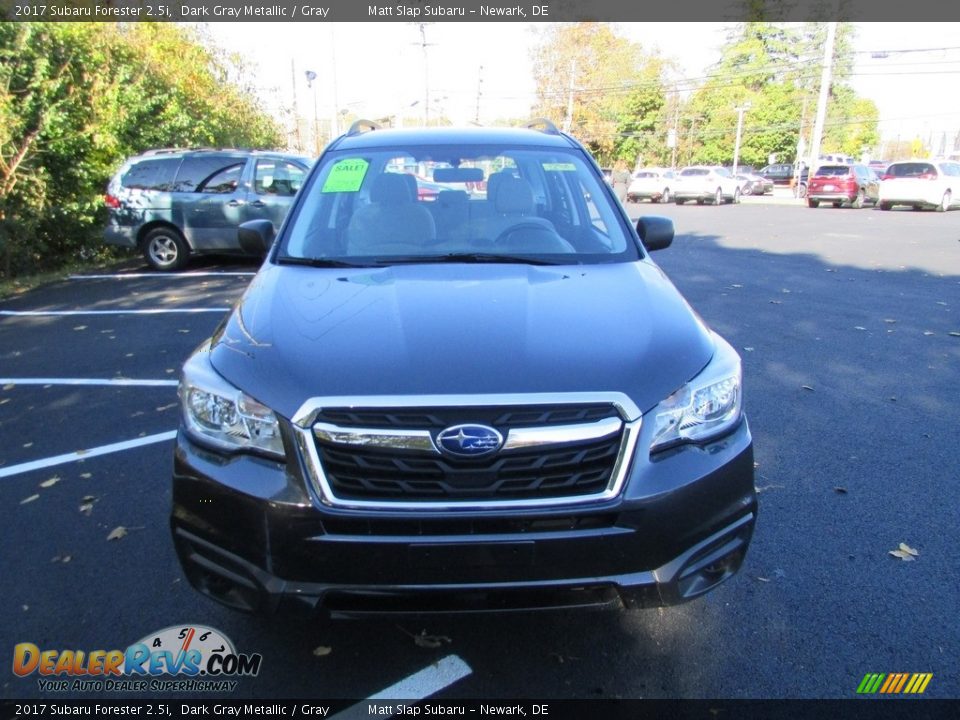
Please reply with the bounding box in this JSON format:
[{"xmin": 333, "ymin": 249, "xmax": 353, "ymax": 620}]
[
  {"xmin": 179, "ymin": 344, "xmax": 284, "ymax": 459},
  {"xmin": 650, "ymin": 334, "xmax": 742, "ymax": 452}
]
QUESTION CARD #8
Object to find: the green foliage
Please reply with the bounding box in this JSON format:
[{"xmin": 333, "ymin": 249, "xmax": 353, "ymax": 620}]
[
  {"xmin": 0, "ymin": 22, "xmax": 283, "ymax": 278},
  {"xmin": 681, "ymin": 21, "xmax": 879, "ymax": 168}
]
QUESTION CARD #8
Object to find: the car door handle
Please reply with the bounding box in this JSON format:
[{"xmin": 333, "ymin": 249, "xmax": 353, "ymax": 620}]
[
  {"xmin": 249, "ymin": 200, "xmax": 266, "ymax": 208},
  {"xmin": 226, "ymin": 199, "xmax": 245, "ymax": 207}
]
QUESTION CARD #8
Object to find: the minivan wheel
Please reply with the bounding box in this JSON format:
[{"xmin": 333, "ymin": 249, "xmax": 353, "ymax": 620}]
[
  {"xmin": 938, "ymin": 191, "xmax": 951, "ymax": 212},
  {"xmin": 143, "ymin": 227, "xmax": 189, "ymax": 271}
]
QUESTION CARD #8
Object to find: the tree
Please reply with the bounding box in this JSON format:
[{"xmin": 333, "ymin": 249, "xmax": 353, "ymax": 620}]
[{"xmin": 530, "ymin": 23, "xmax": 665, "ymax": 165}]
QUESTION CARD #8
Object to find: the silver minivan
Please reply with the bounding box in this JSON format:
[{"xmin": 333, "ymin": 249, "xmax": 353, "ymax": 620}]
[{"xmin": 104, "ymin": 149, "xmax": 311, "ymax": 270}]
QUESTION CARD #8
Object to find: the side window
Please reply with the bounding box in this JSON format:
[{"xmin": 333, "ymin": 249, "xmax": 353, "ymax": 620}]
[
  {"xmin": 121, "ymin": 158, "xmax": 180, "ymax": 191},
  {"xmin": 174, "ymin": 155, "xmax": 242, "ymax": 192},
  {"xmin": 198, "ymin": 163, "xmax": 244, "ymax": 194},
  {"xmin": 255, "ymin": 160, "xmax": 306, "ymax": 196}
]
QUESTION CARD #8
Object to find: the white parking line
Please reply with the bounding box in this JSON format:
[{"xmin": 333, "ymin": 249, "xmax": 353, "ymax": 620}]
[
  {"xmin": 0, "ymin": 308, "xmax": 229, "ymax": 316},
  {"xmin": 0, "ymin": 378, "xmax": 178, "ymax": 387},
  {"xmin": 331, "ymin": 655, "xmax": 472, "ymax": 719},
  {"xmin": 0, "ymin": 430, "xmax": 177, "ymax": 480},
  {"xmin": 69, "ymin": 272, "xmax": 255, "ymax": 279}
]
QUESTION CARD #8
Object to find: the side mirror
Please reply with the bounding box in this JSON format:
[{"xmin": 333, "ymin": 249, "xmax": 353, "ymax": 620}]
[
  {"xmin": 238, "ymin": 219, "xmax": 275, "ymax": 256},
  {"xmin": 636, "ymin": 216, "xmax": 674, "ymax": 252}
]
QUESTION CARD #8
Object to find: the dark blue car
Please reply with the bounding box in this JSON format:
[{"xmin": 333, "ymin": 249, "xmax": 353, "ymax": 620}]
[{"xmin": 171, "ymin": 121, "xmax": 756, "ymax": 616}]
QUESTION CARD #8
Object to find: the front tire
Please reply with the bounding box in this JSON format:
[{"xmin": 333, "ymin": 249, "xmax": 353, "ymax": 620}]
[
  {"xmin": 714, "ymin": 188, "xmax": 723, "ymax": 205},
  {"xmin": 142, "ymin": 227, "xmax": 189, "ymax": 272},
  {"xmin": 661, "ymin": 188, "xmax": 670, "ymax": 204},
  {"xmin": 808, "ymin": 199, "xmax": 819, "ymax": 208},
  {"xmin": 675, "ymin": 198, "xmax": 685, "ymax": 205},
  {"xmin": 879, "ymin": 201, "xmax": 892, "ymax": 211}
]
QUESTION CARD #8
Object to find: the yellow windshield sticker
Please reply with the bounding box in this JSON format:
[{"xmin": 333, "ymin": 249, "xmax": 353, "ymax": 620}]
[
  {"xmin": 542, "ymin": 162, "xmax": 577, "ymax": 172},
  {"xmin": 321, "ymin": 158, "xmax": 369, "ymax": 193}
]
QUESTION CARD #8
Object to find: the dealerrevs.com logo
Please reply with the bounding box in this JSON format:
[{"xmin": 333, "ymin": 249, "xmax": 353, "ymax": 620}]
[{"xmin": 12, "ymin": 624, "xmax": 262, "ymax": 693}]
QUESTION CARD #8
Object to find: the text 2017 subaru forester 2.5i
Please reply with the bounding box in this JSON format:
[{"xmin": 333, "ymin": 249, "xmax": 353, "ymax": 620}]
[{"xmin": 171, "ymin": 120, "xmax": 756, "ymax": 616}]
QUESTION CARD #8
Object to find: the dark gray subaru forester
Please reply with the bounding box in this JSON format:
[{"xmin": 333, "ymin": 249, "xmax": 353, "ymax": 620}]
[{"xmin": 171, "ymin": 121, "xmax": 756, "ymax": 616}]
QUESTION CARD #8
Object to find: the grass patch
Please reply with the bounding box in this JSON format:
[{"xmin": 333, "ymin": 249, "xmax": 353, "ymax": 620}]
[{"xmin": 0, "ymin": 252, "xmax": 140, "ymax": 301}]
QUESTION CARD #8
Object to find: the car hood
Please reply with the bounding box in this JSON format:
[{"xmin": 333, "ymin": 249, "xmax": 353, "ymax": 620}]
[{"xmin": 209, "ymin": 261, "xmax": 715, "ymax": 423}]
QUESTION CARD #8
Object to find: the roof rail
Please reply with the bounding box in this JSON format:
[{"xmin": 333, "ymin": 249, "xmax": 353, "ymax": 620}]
[
  {"xmin": 347, "ymin": 119, "xmax": 380, "ymax": 136},
  {"xmin": 141, "ymin": 147, "xmax": 252, "ymax": 156},
  {"xmin": 525, "ymin": 118, "xmax": 561, "ymax": 135}
]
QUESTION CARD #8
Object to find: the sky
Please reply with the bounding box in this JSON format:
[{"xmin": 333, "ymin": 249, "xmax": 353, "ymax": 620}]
[{"xmin": 205, "ymin": 22, "xmax": 960, "ymax": 151}]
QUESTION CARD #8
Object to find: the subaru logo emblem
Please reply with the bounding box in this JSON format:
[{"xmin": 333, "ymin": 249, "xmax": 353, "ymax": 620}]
[{"xmin": 436, "ymin": 424, "xmax": 503, "ymax": 458}]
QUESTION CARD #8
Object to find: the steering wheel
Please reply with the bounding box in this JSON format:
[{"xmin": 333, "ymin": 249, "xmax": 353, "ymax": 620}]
[{"xmin": 493, "ymin": 222, "xmax": 575, "ymax": 253}]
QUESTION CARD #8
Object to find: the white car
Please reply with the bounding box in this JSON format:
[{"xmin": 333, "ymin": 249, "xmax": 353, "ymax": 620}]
[
  {"xmin": 626, "ymin": 168, "xmax": 675, "ymax": 203},
  {"xmin": 673, "ymin": 166, "xmax": 743, "ymax": 205},
  {"xmin": 879, "ymin": 160, "xmax": 960, "ymax": 212}
]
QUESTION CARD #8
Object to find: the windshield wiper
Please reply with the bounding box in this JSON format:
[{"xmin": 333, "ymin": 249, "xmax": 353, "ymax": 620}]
[
  {"xmin": 276, "ymin": 256, "xmax": 372, "ymax": 268},
  {"xmin": 378, "ymin": 252, "xmax": 562, "ymax": 266}
]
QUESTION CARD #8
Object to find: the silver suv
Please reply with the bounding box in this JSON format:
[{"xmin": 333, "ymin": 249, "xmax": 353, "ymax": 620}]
[{"xmin": 103, "ymin": 149, "xmax": 310, "ymax": 271}]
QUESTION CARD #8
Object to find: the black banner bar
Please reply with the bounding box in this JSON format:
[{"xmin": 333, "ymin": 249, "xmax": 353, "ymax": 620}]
[{"xmin": 2, "ymin": 700, "xmax": 960, "ymax": 720}]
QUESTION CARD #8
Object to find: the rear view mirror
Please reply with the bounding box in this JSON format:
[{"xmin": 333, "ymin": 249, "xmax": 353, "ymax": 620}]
[
  {"xmin": 636, "ymin": 216, "xmax": 674, "ymax": 252},
  {"xmin": 238, "ymin": 219, "xmax": 275, "ymax": 256}
]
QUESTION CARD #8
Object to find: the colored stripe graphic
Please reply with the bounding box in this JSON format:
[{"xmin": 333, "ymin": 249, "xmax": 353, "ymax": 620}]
[
  {"xmin": 857, "ymin": 672, "xmax": 932, "ymax": 694},
  {"xmin": 856, "ymin": 673, "xmax": 884, "ymax": 694}
]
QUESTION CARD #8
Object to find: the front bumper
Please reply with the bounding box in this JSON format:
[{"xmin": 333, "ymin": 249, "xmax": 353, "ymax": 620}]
[{"xmin": 171, "ymin": 417, "xmax": 756, "ymax": 616}]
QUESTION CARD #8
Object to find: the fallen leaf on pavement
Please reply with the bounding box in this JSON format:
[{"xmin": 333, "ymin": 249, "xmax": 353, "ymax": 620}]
[
  {"xmin": 20, "ymin": 494, "xmax": 40, "ymax": 505},
  {"xmin": 80, "ymin": 473, "xmax": 92, "ymax": 479},
  {"xmin": 898, "ymin": 542, "xmax": 919, "ymax": 557},
  {"xmin": 889, "ymin": 543, "xmax": 919, "ymax": 561},
  {"xmin": 833, "ymin": 487, "xmax": 848, "ymax": 494},
  {"xmin": 312, "ymin": 646, "xmax": 332, "ymax": 657},
  {"xmin": 107, "ymin": 527, "xmax": 128, "ymax": 541},
  {"xmin": 39, "ymin": 476, "xmax": 61, "ymax": 488},
  {"xmin": 801, "ymin": 385, "xmax": 814, "ymax": 391},
  {"xmin": 854, "ymin": 326, "xmax": 866, "ymax": 331}
]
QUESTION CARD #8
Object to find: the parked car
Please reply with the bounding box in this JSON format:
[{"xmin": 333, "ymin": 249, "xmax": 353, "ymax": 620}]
[
  {"xmin": 868, "ymin": 160, "xmax": 890, "ymax": 177},
  {"xmin": 673, "ymin": 166, "xmax": 742, "ymax": 205},
  {"xmin": 806, "ymin": 164, "xmax": 879, "ymax": 208},
  {"xmin": 735, "ymin": 172, "xmax": 773, "ymax": 196},
  {"xmin": 104, "ymin": 149, "xmax": 311, "ymax": 271},
  {"xmin": 626, "ymin": 168, "xmax": 675, "ymax": 203},
  {"xmin": 759, "ymin": 163, "xmax": 809, "ymax": 197},
  {"xmin": 171, "ymin": 121, "xmax": 756, "ymax": 617},
  {"xmin": 878, "ymin": 160, "xmax": 960, "ymax": 212}
]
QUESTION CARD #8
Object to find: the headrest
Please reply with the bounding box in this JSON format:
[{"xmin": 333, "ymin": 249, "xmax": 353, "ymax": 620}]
[
  {"xmin": 371, "ymin": 173, "xmax": 414, "ymax": 206},
  {"xmin": 493, "ymin": 175, "xmax": 535, "ymax": 215}
]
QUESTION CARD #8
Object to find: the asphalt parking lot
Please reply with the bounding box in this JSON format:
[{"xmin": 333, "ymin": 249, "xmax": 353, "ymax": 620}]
[{"xmin": 1, "ymin": 203, "xmax": 959, "ymax": 702}]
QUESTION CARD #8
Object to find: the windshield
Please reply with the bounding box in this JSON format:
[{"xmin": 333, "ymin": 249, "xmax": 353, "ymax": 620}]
[{"xmin": 279, "ymin": 144, "xmax": 637, "ymax": 265}]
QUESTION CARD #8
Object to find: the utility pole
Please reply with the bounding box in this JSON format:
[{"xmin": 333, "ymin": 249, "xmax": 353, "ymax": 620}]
[
  {"xmin": 290, "ymin": 58, "xmax": 302, "ymax": 152},
  {"xmin": 475, "ymin": 65, "xmax": 484, "ymax": 124},
  {"xmin": 563, "ymin": 58, "xmax": 576, "ymax": 133},
  {"xmin": 413, "ymin": 23, "xmax": 435, "ymax": 127},
  {"xmin": 670, "ymin": 87, "xmax": 680, "ymax": 169},
  {"xmin": 808, "ymin": 21, "xmax": 837, "ymax": 174},
  {"xmin": 732, "ymin": 103, "xmax": 750, "ymax": 175},
  {"xmin": 305, "ymin": 70, "xmax": 320, "ymax": 155},
  {"xmin": 330, "ymin": 26, "xmax": 340, "ymax": 136}
]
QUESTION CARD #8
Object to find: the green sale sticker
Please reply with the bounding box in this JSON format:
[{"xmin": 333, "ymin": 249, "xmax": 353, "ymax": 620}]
[{"xmin": 322, "ymin": 158, "xmax": 369, "ymax": 193}]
